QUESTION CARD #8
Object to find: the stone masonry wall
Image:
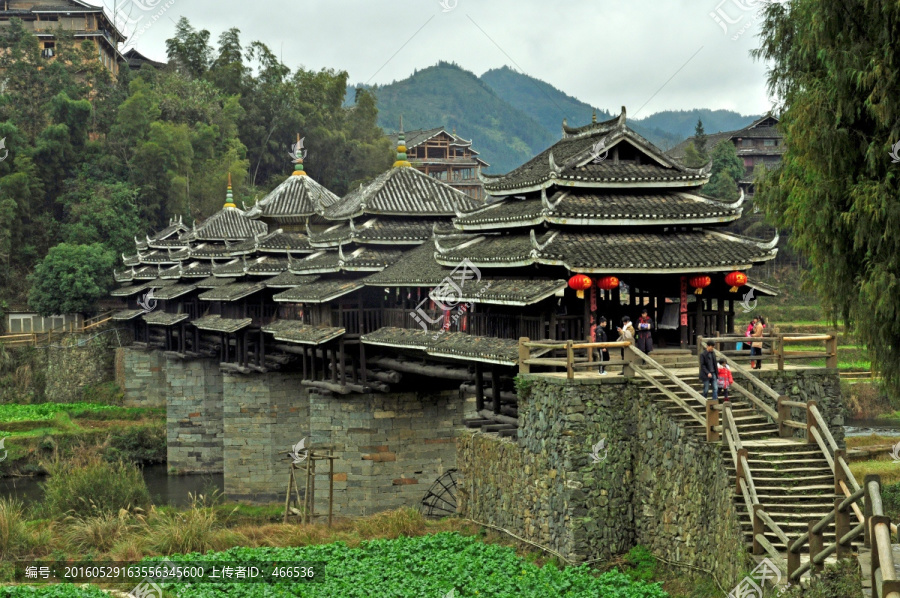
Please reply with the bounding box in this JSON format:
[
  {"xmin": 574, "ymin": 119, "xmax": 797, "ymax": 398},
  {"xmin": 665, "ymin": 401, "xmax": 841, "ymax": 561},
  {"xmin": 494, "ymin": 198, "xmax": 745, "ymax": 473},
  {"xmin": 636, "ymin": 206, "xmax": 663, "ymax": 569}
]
[
  {"xmin": 117, "ymin": 348, "xmax": 166, "ymax": 408},
  {"xmin": 457, "ymin": 377, "xmax": 636, "ymax": 561},
  {"xmin": 633, "ymin": 391, "xmax": 749, "ymax": 586},
  {"xmin": 165, "ymin": 358, "xmax": 224, "ymax": 473},
  {"xmin": 310, "ymin": 390, "xmax": 473, "ymax": 517},
  {"xmin": 755, "ymin": 369, "xmax": 845, "ymax": 445},
  {"xmin": 458, "ymin": 375, "xmax": 748, "ymax": 588},
  {"xmin": 223, "ymin": 372, "xmax": 308, "ymax": 503}
]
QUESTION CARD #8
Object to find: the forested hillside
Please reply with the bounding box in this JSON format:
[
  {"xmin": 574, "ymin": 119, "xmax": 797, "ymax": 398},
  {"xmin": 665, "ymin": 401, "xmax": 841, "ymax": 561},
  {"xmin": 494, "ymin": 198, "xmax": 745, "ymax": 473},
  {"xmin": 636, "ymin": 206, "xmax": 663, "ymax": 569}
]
[
  {"xmin": 356, "ymin": 62, "xmax": 554, "ymax": 173},
  {"xmin": 0, "ymin": 17, "xmax": 392, "ymax": 315},
  {"xmin": 348, "ymin": 63, "xmax": 762, "ymax": 171}
]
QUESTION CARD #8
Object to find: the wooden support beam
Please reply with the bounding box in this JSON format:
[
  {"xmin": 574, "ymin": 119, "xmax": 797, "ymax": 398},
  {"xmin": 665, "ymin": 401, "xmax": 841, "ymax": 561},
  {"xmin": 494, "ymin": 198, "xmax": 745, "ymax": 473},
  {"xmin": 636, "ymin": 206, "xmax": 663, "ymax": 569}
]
[
  {"xmin": 491, "ymin": 366, "xmax": 501, "ymax": 415},
  {"xmin": 474, "ymin": 363, "xmax": 485, "ymax": 412},
  {"xmin": 367, "ymin": 357, "xmax": 475, "ymax": 381}
]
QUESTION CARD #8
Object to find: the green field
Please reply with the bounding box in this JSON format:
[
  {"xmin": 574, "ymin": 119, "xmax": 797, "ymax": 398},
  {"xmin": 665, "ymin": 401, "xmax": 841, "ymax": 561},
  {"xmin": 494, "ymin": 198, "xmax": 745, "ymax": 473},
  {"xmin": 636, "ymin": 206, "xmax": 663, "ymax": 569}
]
[{"xmin": 1, "ymin": 533, "xmax": 669, "ymax": 598}]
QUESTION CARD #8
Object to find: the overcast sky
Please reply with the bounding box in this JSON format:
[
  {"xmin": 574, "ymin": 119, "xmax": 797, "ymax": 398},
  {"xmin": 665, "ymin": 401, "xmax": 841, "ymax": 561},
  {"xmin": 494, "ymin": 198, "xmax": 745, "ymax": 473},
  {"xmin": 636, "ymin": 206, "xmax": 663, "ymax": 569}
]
[{"xmin": 97, "ymin": 0, "xmax": 777, "ymax": 118}]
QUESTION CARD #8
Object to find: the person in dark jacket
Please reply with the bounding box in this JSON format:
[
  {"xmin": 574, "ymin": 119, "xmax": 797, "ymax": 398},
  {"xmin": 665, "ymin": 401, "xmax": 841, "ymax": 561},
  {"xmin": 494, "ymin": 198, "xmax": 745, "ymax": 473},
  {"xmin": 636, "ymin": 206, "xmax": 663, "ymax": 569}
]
[
  {"xmin": 636, "ymin": 308, "xmax": 654, "ymax": 354},
  {"xmin": 596, "ymin": 316, "xmax": 610, "ymax": 375},
  {"xmin": 699, "ymin": 340, "xmax": 719, "ymax": 400}
]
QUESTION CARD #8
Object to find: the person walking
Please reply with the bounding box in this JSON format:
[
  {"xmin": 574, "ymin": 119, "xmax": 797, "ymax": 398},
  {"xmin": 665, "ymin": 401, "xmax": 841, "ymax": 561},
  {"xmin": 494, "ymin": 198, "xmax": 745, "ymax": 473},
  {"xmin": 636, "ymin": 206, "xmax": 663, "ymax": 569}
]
[
  {"xmin": 596, "ymin": 316, "xmax": 610, "ymax": 375},
  {"xmin": 750, "ymin": 316, "xmax": 766, "ymax": 370},
  {"xmin": 636, "ymin": 308, "xmax": 654, "ymax": 354},
  {"xmin": 699, "ymin": 340, "xmax": 719, "ymax": 401},
  {"xmin": 717, "ymin": 358, "xmax": 733, "ymax": 402}
]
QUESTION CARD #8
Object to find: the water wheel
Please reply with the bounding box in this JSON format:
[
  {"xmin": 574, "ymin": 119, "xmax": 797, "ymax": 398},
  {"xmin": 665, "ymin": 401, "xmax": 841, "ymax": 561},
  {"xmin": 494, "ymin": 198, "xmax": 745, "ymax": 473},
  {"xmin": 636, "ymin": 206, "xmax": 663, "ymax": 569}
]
[{"xmin": 420, "ymin": 468, "xmax": 458, "ymax": 518}]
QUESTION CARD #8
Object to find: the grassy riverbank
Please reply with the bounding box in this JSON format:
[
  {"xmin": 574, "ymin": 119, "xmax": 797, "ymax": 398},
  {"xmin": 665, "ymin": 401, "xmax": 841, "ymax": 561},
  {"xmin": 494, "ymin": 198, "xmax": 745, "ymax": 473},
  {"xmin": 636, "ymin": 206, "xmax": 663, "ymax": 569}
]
[{"xmin": 0, "ymin": 403, "xmax": 166, "ymax": 476}]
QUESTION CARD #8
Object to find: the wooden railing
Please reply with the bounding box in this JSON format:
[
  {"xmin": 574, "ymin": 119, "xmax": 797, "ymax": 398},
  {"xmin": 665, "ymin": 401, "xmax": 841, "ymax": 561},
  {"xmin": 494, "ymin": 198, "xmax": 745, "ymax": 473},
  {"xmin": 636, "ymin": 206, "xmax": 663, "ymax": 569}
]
[
  {"xmin": 0, "ymin": 311, "xmax": 118, "ymax": 347},
  {"xmin": 722, "ymin": 400, "xmax": 793, "ymax": 575},
  {"xmin": 517, "ymin": 338, "xmax": 631, "ymax": 379},
  {"xmin": 698, "ymin": 332, "xmax": 839, "ymax": 370},
  {"xmin": 626, "ymin": 345, "xmax": 715, "ymax": 438}
]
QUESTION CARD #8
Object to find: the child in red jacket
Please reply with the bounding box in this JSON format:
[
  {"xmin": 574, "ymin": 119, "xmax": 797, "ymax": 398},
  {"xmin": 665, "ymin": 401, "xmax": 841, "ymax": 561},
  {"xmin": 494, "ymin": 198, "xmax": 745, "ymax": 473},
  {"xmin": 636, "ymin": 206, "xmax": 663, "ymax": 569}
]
[{"xmin": 717, "ymin": 358, "xmax": 734, "ymax": 402}]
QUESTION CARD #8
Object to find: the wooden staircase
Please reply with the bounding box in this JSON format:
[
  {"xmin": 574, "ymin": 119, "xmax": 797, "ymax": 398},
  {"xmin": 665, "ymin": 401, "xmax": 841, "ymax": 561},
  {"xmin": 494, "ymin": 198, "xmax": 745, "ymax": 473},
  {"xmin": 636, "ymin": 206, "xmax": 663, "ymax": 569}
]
[{"xmin": 633, "ymin": 364, "xmax": 861, "ymax": 581}]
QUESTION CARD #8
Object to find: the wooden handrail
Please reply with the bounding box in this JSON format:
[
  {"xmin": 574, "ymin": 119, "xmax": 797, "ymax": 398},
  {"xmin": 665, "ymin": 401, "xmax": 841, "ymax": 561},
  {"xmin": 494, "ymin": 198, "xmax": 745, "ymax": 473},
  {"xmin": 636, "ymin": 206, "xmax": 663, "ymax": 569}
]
[
  {"xmin": 712, "ymin": 349, "xmax": 781, "ymax": 401},
  {"xmin": 632, "ymin": 365, "xmax": 705, "ymax": 425}
]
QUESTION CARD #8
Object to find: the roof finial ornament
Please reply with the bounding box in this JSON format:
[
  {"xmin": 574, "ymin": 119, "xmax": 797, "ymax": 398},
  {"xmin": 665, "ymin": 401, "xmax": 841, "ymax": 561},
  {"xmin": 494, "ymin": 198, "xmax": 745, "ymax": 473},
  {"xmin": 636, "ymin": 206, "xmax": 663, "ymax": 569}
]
[
  {"xmin": 548, "ymin": 151, "xmax": 560, "ymax": 176},
  {"xmin": 338, "ymin": 243, "xmax": 346, "ymax": 263},
  {"xmin": 393, "ymin": 116, "xmax": 412, "ymax": 168},
  {"xmin": 617, "ymin": 106, "xmax": 627, "ymax": 129},
  {"xmin": 592, "ymin": 110, "xmax": 597, "ymax": 124},
  {"xmin": 224, "ymin": 172, "xmax": 237, "ymax": 209},
  {"xmin": 289, "ymin": 134, "xmax": 308, "ymax": 177}
]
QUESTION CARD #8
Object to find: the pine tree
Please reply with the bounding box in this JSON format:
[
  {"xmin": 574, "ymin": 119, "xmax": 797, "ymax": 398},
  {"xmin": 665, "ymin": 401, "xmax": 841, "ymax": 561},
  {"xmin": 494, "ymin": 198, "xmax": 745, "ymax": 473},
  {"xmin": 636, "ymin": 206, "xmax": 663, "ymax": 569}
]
[{"xmin": 695, "ymin": 118, "xmax": 708, "ymax": 160}]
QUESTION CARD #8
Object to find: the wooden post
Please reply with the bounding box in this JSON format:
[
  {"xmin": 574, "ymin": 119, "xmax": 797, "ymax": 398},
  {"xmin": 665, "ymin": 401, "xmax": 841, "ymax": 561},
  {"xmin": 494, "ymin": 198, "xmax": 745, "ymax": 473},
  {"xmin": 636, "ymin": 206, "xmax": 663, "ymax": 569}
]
[
  {"xmin": 566, "ymin": 340, "xmax": 574, "ymax": 380},
  {"xmin": 806, "ymin": 400, "xmax": 817, "ymax": 444},
  {"xmin": 474, "ymin": 363, "xmax": 484, "ymax": 412},
  {"xmin": 826, "ymin": 332, "xmax": 838, "ymax": 369},
  {"xmin": 360, "ymin": 343, "xmax": 367, "ymax": 385},
  {"xmin": 283, "ymin": 465, "xmax": 294, "ymax": 524},
  {"xmin": 736, "ymin": 448, "xmax": 749, "ymax": 495},
  {"xmin": 491, "ymin": 366, "xmax": 501, "ymax": 415},
  {"xmin": 835, "ymin": 496, "xmax": 850, "ymax": 558},
  {"xmin": 752, "ymin": 503, "xmax": 764, "ymax": 555},
  {"xmin": 518, "ymin": 337, "xmax": 530, "ymax": 374},
  {"xmin": 787, "ymin": 545, "xmax": 800, "ymax": 582},
  {"xmin": 695, "ymin": 296, "xmax": 705, "ymax": 340},
  {"xmin": 864, "ymin": 474, "xmax": 878, "ymax": 548},
  {"xmin": 623, "ymin": 344, "xmax": 636, "ymax": 378},
  {"xmin": 777, "ymin": 396, "xmax": 792, "ymax": 438},
  {"xmin": 716, "ymin": 297, "xmax": 725, "ymax": 338},
  {"xmin": 777, "ymin": 333, "xmax": 785, "ymax": 371},
  {"xmin": 809, "ymin": 519, "xmax": 824, "ymax": 575},
  {"xmin": 338, "ymin": 337, "xmax": 346, "ymax": 387},
  {"xmin": 706, "ymin": 399, "xmax": 720, "ymax": 443}
]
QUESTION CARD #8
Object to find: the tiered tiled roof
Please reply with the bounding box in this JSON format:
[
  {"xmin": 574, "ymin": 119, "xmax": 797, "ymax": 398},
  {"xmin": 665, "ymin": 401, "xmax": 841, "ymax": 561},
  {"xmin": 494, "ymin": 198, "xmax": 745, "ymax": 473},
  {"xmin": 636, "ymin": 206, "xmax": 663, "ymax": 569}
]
[
  {"xmin": 309, "ymin": 218, "xmax": 440, "ymax": 247},
  {"xmin": 244, "ymin": 174, "xmax": 341, "ymax": 223},
  {"xmin": 453, "ymin": 190, "xmax": 744, "ymax": 230},
  {"xmin": 324, "ymin": 167, "xmax": 481, "ymax": 220},
  {"xmin": 199, "ymin": 282, "xmax": 267, "ymax": 302},
  {"xmin": 479, "ymin": 107, "xmax": 709, "ymax": 194},
  {"xmin": 192, "ymin": 315, "xmax": 252, "ymax": 333},
  {"xmin": 433, "ymin": 229, "xmax": 778, "ymax": 274},
  {"xmin": 193, "ymin": 207, "xmax": 268, "ymax": 241},
  {"xmin": 288, "ymin": 247, "xmax": 403, "ymax": 275},
  {"xmin": 143, "ymin": 312, "xmax": 190, "ymax": 326},
  {"xmin": 262, "ymin": 320, "xmax": 345, "ymax": 345},
  {"xmin": 273, "ymin": 279, "xmax": 366, "ymax": 304},
  {"xmin": 361, "ymin": 327, "xmax": 518, "ymax": 366}
]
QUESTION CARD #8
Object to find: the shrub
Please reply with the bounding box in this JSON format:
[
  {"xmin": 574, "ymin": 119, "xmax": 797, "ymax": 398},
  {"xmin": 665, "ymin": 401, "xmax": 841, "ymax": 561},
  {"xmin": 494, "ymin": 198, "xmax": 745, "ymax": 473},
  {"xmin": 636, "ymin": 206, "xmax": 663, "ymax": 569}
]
[
  {"xmin": 623, "ymin": 545, "xmax": 659, "ymax": 583},
  {"xmin": 882, "ymin": 481, "xmax": 900, "ymax": 522},
  {"xmin": 42, "ymin": 450, "xmax": 151, "ymax": 518},
  {"xmin": 0, "ymin": 497, "xmax": 30, "ymax": 560},
  {"xmin": 147, "ymin": 493, "xmax": 231, "ymax": 555},
  {"xmin": 63, "ymin": 510, "xmax": 137, "ymax": 553},
  {"xmin": 104, "ymin": 422, "xmax": 166, "ymax": 464},
  {"xmin": 781, "ymin": 558, "xmax": 863, "ymax": 597}
]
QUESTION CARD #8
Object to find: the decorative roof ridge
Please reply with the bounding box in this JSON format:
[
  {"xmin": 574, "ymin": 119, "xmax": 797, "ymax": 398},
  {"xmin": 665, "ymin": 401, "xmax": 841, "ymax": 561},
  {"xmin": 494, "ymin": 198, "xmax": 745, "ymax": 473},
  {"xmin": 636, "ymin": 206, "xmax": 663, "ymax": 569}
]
[
  {"xmin": 706, "ymin": 228, "xmax": 780, "ymax": 251},
  {"xmin": 562, "ymin": 106, "xmax": 626, "ymax": 139},
  {"xmin": 529, "ymin": 229, "xmax": 559, "ymax": 251},
  {"xmin": 682, "ymin": 188, "xmax": 745, "ymax": 209},
  {"xmin": 541, "ymin": 188, "xmax": 567, "ymax": 211},
  {"xmin": 434, "ymin": 234, "xmax": 486, "ymax": 254},
  {"xmin": 453, "ymin": 199, "xmax": 504, "ymax": 220}
]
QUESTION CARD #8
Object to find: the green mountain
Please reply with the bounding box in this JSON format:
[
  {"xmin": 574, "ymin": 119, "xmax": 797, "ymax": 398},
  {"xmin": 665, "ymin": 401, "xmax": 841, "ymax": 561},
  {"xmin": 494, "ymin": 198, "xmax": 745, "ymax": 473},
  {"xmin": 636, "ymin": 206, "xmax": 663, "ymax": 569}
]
[
  {"xmin": 348, "ymin": 62, "xmax": 763, "ymax": 173},
  {"xmin": 353, "ymin": 62, "xmax": 554, "ymax": 173},
  {"xmin": 481, "ymin": 66, "xmax": 761, "ymax": 151}
]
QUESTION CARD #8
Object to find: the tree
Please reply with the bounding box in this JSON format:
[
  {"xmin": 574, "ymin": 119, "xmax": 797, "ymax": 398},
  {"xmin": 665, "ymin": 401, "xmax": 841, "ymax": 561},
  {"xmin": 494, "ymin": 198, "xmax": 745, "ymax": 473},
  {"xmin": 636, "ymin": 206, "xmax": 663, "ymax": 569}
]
[
  {"xmin": 694, "ymin": 118, "xmax": 708, "ymax": 160},
  {"xmin": 28, "ymin": 243, "xmax": 116, "ymax": 316},
  {"xmin": 752, "ymin": 0, "xmax": 900, "ymax": 396},
  {"xmin": 682, "ymin": 141, "xmax": 706, "ymax": 169},
  {"xmin": 702, "ymin": 139, "xmax": 744, "ymax": 200}
]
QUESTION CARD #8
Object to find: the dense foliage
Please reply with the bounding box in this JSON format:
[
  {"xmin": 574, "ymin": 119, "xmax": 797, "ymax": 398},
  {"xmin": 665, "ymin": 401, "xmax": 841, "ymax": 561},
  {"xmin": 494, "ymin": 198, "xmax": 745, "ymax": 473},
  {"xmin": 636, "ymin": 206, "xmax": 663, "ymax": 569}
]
[
  {"xmin": 753, "ymin": 0, "xmax": 900, "ymax": 396},
  {"xmin": 42, "ymin": 452, "xmax": 151, "ymax": 517},
  {"xmin": 0, "ymin": 17, "xmax": 391, "ymax": 314},
  {"xmin": 703, "ymin": 139, "xmax": 745, "ymax": 201}
]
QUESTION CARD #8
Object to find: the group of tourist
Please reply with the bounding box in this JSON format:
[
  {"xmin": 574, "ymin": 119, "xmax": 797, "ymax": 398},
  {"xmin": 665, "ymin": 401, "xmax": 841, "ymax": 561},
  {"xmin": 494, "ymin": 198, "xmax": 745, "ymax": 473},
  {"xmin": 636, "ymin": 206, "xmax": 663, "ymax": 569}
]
[
  {"xmin": 593, "ymin": 309, "xmax": 654, "ymax": 375},
  {"xmin": 700, "ymin": 315, "xmax": 768, "ymax": 401}
]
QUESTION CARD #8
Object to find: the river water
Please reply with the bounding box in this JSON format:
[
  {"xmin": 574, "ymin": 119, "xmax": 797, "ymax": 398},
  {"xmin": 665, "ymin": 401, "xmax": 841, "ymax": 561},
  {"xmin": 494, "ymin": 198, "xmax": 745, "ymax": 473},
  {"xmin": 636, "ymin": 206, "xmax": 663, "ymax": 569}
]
[
  {"xmin": 3, "ymin": 419, "xmax": 900, "ymax": 506},
  {"xmin": 0, "ymin": 465, "xmax": 224, "ymax": 508}
]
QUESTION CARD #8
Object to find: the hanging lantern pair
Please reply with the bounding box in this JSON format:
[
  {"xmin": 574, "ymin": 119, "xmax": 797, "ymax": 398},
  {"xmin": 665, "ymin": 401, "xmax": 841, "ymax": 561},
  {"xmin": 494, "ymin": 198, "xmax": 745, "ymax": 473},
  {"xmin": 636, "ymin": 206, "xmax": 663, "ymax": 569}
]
[
  {"xmin": 568, "ymin": 274, "xmax": 592, "ymax": 299},
  {"xmin": 689, "ymin": 275, "xmax": 711, "ymax": 295},
  {"xmin": 725, "ymin": 271, "xmax": 748, "ymax": 293}
]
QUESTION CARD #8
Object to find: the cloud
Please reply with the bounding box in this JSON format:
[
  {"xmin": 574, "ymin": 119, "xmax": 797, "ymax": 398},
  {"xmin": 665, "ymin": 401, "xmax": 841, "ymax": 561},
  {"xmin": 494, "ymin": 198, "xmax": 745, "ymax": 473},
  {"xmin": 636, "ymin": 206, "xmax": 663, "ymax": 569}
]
[{"xmin": 101, "ymin": 0, "xmax": 776, "ymax": 116}]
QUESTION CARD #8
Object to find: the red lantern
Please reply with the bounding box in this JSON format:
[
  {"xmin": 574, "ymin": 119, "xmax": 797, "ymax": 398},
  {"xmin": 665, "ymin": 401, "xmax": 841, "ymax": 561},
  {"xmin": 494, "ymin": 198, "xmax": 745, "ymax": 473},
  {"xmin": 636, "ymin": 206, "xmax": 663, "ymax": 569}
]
[
  {"xmin": 689, "ymin": 275, "xmax": 712, "ymax": 295},
  {"xmin": 568, "ymin": 274, "xmax": 593, "ymax": 299},
  {"xmin": 597, "ymin": 276, "xmax": 620, "ymax": 291},
  {"xmin": 725, "ymin": 271, "xmax": 748, "ymax": 293}
]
